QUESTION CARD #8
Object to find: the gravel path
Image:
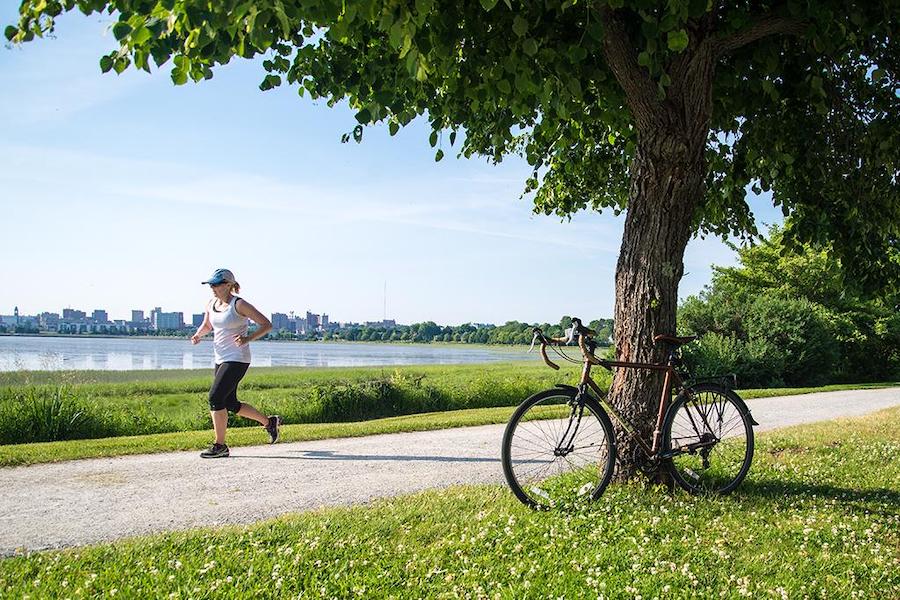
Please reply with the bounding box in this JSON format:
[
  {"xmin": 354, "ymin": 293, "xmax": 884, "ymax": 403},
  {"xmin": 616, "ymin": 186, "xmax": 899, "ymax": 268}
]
[{"xmin": 1, "ymin": 387, "xmax": 897, "ymax": 555}]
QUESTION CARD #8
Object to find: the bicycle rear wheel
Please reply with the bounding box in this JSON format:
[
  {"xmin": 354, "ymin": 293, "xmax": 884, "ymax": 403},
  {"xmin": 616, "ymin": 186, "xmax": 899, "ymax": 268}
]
[
  {"xmin": 663, "ymin": 383, "xmax": 754, "ymax": 494},
  {"xmin": 502, "ymin": 388, "xmax": 616, "ymax": 509}
]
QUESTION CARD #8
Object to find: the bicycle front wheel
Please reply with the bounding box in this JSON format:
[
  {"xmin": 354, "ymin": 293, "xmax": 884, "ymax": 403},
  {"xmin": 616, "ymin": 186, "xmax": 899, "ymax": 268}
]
[
  {"xmin": 663, "ymin": 383, "xmax": 754, "ymax": 494},
  {"xmin": 501, "ymin": 388, "xmax": 616, "ymax": 509}
]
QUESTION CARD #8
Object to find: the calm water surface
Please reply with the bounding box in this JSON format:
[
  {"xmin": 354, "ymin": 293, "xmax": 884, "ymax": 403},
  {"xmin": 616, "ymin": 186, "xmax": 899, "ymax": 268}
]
[{"xmin": 0, "ymin": 336, "xmax": 530, "ymax": 371}]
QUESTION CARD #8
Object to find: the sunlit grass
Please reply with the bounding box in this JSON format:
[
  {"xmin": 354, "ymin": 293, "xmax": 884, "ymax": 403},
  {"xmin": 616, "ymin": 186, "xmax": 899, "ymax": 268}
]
[{"xmin": 2, "ymin": 407, "xmax": 897, "ymax": 598}]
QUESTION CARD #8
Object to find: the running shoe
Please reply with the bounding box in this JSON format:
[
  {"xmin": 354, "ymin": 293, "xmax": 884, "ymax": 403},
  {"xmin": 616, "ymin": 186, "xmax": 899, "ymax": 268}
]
[
  {"xmin": 265, "ymin": 415, "xmax": 282, "ymax": 444},
  {"xmin": 200, "ymin": 443, "xmax": 229, "ymax": 458}
]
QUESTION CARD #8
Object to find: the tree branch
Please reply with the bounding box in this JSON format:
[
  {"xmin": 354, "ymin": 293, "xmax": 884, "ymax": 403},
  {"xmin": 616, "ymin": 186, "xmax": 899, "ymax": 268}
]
[
  {"xmin": 715, "ymin": 15, "xmax": 807, "ymax": 55},
  {"xmin": 598, "ymin": 8, "xmax": 660, "ymax": 129}
]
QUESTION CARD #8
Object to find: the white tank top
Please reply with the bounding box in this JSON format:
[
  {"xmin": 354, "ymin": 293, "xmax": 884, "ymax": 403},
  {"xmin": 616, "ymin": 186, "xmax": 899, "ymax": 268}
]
[{"xmin": 208, "ymin": 296, "xmax": 251, "ymax": 365}]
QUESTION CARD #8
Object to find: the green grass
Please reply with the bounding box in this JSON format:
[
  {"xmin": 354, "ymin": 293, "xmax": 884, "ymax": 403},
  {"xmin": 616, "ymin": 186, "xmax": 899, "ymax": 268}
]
[
  {"xmin": 0, "ymin": 377, "xmax": 896, "ymax": 467},
  {"xmin": 0, "ymin": 363, "xmax": 591, "ymax": 445},
  {"xmin": 2, "ymin": 407, "xmax": 897, "ymax": 598}
]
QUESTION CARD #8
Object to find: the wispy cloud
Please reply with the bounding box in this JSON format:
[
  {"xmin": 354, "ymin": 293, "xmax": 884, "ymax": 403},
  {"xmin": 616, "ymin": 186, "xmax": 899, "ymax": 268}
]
[{"xmin": 2, "ymin": 142, "xmax": 622, "ymax": 255}]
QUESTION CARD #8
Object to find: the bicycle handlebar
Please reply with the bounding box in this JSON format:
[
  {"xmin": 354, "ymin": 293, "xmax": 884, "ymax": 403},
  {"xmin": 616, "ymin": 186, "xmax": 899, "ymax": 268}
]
[{"xmin": 531, "ymin": 318, "xmax": 608, "ymax": 371}]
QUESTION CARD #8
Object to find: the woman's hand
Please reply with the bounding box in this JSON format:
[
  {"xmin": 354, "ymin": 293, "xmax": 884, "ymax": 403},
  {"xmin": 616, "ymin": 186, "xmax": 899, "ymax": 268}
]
[
  {"xmin": 234, "ymin": 334, "xmax": 249, "ymax": 347},
  {"xmin": 190, "ymin": 333, "xmax": 202, "ymax": 345}
]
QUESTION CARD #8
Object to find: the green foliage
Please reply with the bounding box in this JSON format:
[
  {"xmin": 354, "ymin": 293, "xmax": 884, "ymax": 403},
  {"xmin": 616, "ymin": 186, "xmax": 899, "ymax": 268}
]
[
  {"xmin": 2, "ymin": 408, "xmax": 898, "ymax": 597},
  {"xmin": 0, "ymin": 385, "xmax": 171, "ymax": 444},
  {"xmin": 330, "ymin": 317, "xmax": 613, "ymax": 345},
  {"xmin": 7, "ymin": 1, "xmax": 898, "ymax": 284},
  {"xmin": 0, "ymin": 363, "xmax": 594, "ymax": 445},
  {"xmin": 680, "ymin": 227, "xmax": 900, "ymax": 386}
]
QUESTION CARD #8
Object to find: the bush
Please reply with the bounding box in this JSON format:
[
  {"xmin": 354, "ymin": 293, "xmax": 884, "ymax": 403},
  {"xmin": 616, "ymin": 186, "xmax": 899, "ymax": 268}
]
[
  {"xmin": 744, "ymin": 296, "xmax": 838, "ymax": 386},
  {"xmin": 0, "ymin": 386, "xmax": 178, "ymax": 445}
]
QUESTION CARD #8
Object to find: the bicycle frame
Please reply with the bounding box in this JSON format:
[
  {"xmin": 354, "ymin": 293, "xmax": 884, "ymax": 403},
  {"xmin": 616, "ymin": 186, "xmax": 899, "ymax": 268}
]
[
  {"xmin": 579, "ymin": 355, "xmax": 683, "ymax": 457},
  {"xmin": 556, "ymin": 330, "xmax": 690, "ymax": 458}
]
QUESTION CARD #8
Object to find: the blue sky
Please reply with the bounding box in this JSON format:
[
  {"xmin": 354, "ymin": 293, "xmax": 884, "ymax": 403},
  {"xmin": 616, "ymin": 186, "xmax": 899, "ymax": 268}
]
[{"xmin": 0, "ymin": 8, "xmax": 781, "ymax": 325}]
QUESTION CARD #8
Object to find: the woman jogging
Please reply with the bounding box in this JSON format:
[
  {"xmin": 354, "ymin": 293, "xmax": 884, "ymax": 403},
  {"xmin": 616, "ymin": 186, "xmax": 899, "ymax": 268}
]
[{"xmin": 191, "ymin": 268, "xmax": 281, "ymax": 458}]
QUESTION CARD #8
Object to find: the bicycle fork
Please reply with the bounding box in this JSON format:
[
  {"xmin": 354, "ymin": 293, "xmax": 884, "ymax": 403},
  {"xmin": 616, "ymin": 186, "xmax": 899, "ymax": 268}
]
[{"xmin": 554, "ymin": 387, "xmax": 587, "ymax": 456}]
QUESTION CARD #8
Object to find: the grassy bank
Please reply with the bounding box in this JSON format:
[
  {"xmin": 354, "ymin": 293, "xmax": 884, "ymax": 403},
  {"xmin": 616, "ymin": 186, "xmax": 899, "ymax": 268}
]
[
  {"xmin": 0, "ymin": 363, "xmax": 589, "ymax": 445},
  {"xmin": 2, "ymin": 407, "xmax": 897, "ymax": 598},
  {"xmin": 0, "ymin": 381, "xmax": 896, "ymax": 467}
]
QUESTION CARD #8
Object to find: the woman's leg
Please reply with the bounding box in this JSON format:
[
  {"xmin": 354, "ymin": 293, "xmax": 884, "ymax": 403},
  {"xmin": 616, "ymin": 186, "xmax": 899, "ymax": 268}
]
[
  {"xmin": 208, "ymin": 362, "xmax": 250, "ymax": 443},
  {"xmin": 237, "ymin": 403, "xmax": 268, "ymax": 425},
  {"xmin": 211, "ymin": 409, "xmax": 228, "ymax": 444}
]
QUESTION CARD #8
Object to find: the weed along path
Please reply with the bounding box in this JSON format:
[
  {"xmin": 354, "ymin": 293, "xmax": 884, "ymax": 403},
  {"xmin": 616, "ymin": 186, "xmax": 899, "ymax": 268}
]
[{"xmin": 1, "ymin": 387, "xmax": 898, "ymax": 555}]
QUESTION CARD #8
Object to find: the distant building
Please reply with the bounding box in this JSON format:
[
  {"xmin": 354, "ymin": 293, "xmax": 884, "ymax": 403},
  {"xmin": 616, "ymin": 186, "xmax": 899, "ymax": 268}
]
[
  {"xmin": 321, "ymin": 314, "xmax": 329, "ymax": 329},
  {"xmin": 39, "ymin": 312, "xmax": 60, "ymax": 330},
  {"xmin": 155, "ymin": 312, "xmax": 184, "ymax": 331},
  {"xmin": 92, "ymin": 309, "xmax": 109, "ymax": 324},
  {"xmin": 192, "ymin": 314, "xmax": 204, "ymax": 328},
  {"xmin": 306, "ymin": 311, "xmax": 320, "ymax": 330},
  {"xmin": 150, "ymin": 307, "xmax": 162, "ymax": 329},
  {"xmin": 271, "ymin": 312, "xmax": 290, "ymax": 331},
  {"xmin": 62, "ymin": 308, "xmax": 87, "ymax": 321},
  {"xmin": 132, "ymin": 310, "xmax": 144, "ymax": 322}
]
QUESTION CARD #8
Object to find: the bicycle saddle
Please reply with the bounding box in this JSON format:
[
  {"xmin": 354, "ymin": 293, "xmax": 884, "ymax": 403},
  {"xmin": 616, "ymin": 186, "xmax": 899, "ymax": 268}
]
[{"xmin": 653, "ymin": 334, "xmax": 698, "ymax": 346}]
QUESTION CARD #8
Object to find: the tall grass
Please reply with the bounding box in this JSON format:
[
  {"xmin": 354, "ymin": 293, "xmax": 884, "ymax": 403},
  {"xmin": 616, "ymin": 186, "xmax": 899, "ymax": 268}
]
[
  {"xmin": 0, "ymin": 386, "xmax": 176, "ymax": 444},
  {"xmin": 0, "ymin": 363, "xmax": 589, "ymax": 445}
]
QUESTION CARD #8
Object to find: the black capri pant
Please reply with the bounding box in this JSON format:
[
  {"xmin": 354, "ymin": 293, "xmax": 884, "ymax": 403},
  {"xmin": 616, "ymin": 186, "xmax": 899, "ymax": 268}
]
[{"xmin": 209, "ymin": 361, "xmax": 250, "ymax": 412}]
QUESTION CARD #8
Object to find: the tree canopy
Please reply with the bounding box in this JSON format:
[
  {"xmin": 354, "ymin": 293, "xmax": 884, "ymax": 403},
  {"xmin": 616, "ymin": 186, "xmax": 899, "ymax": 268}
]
[{"xmin": 8, "ymin": 0, "xmax": 898, "ymax": 289}]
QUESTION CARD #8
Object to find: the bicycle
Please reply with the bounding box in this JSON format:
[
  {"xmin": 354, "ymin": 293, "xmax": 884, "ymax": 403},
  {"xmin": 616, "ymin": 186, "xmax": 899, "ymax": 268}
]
[{"xmin": 501, "ymin": 317, "xmax": 758, "ymax": 509}]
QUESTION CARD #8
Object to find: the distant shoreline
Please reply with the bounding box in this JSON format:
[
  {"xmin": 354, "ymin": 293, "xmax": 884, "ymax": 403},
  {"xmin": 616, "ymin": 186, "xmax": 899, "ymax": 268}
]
[{"xmin": 0, "ymin": 332, "xmax": 531, "ymax": 350}]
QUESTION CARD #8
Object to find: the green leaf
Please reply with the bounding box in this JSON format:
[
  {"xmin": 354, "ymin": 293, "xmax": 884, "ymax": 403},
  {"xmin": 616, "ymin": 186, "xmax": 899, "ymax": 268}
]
[
  {"xmin": 497, "ymin": 79, "xmax": 512, "ymax": 95},
  {"xmin": 4, "ymin": 25, "xmax": 17, "ymax": 41},
  {"xmin": 112, "ymin": 22, "xmax": 132, "ymax": 41},
  {"xmin": 512, "ymin": 15, "xmax": 528, "ymax": 37},
  {"xmin": 389, "ymin": 121, "xmax": 400, "ymax": 136},
  {"xmin": 522, "ymin": 38, "xmax": 538, "ymax": 56},
  {"xmin": 415, "ymin": 0, "xmax": 433, "ymax": 14},
  {"xmin": 435, "ymin": 149, "xmax": 444, "ymax": 161},
  {"xmin": 608, "ymin": 133, "xmax": 616, "ymax": 145},
  {"xmin": 449, "ymin": 131, "xmax": 457, "ymax": 146},
  {"xmin": 667, "ymin": 29, "xmax": 689, "ymax": 52},
  {"xmin": 131, "ymin": 25, "xmax": 151, "ymax": 46},
  {"xmin": 480, "ymin": 0, "xmax": 499, "ymax": 11},
  {"xmin": 688, "ymin": 0, "xmax": 708, "ymax": 18},
  {"xmin": 429, "ymin": 131, "xmax": 438, "ymax": 147},
  {"xmin": 637, "ymin": 51, "xmax": 651, "ymax": 67},
  {"xmin": 99, "ymin": 56, "xmax": 113, "ymax": 73},
  {"xmin": 355, "ymin": 108, "xmax": 372, "ymax": 124},
  {"xmin": 171, "ymin": 68, "xmax": 188, "ymax": 85}
]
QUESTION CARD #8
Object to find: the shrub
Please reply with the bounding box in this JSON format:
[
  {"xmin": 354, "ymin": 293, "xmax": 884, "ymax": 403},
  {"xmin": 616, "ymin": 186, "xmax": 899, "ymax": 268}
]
[{"xmin": 744, "ymin": 296, "xmax": 838, "ymax": 386}]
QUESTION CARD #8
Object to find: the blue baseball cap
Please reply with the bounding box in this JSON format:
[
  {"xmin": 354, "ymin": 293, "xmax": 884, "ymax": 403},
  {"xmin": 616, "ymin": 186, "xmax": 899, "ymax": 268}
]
[{"xmin": 201, "ymin": 268, "xmax": 236, "ymax": 285}]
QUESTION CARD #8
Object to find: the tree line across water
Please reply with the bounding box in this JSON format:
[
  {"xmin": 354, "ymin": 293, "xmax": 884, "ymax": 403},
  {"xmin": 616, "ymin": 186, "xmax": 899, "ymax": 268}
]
[{"xmin": 314, "ymin": 318, "xmax": 614, "ymax": 345}]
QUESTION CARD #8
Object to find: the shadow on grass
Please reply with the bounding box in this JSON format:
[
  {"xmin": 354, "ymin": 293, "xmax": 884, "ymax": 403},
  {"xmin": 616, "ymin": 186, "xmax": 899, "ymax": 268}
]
[{"xmin": 735, "ymin": 478, "xmax": 900, "ymax": 513}]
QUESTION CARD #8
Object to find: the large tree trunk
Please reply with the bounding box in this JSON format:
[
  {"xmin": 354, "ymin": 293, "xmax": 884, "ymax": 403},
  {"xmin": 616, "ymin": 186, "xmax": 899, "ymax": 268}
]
[
  {"xmin": 597, "ymin": 11, "xmax": 717, "ymax": 481},
  {"xmin": 609, "ymin": 131, "xmax": 707, "ymax": 481}
]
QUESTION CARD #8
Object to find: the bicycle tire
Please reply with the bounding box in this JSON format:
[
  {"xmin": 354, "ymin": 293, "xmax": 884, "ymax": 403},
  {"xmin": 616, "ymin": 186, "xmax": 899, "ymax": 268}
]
[
  {"xmin": 502, "ymin": 388, "xmax": 616, "ymax": 509},
  {"xmin": 663, "ymin": 383, "xmax": 754, "ymax": 494}
]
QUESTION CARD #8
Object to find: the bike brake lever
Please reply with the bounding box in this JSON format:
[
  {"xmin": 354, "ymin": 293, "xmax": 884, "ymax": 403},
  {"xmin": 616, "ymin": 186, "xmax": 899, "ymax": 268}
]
[
  {"xmin": 528, "ymin": 332, "xmax": 538, "ymax": 353},
  {"xmin": 564, "ymin": 326, "xmax": 575, "ymax": 345}
]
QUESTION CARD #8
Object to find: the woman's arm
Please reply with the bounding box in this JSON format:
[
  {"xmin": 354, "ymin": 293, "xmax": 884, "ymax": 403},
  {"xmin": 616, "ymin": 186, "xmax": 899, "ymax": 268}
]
[
  {"xmin": 234, "ymin": 298, "xmax": 272, "ymax": 345},
  {"xmin": 190, "ymin": 305, "xmax": 213, "ymax": 344}
]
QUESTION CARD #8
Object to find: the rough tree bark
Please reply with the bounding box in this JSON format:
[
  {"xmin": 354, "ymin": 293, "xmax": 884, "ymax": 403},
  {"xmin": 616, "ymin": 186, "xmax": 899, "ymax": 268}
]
[{"xmin": 600, "ymin": 10, "xmax": 716, "ymax": 480}]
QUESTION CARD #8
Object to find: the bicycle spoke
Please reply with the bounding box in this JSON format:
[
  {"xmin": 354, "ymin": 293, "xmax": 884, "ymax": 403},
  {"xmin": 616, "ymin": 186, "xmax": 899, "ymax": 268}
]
[
  {"xmin": 504, "ymin": 393, "xmax": 614, "ymax": 508},
  {"xmin": 664, "ymin": 386, "xmax": 753, "ymax": 495}
]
